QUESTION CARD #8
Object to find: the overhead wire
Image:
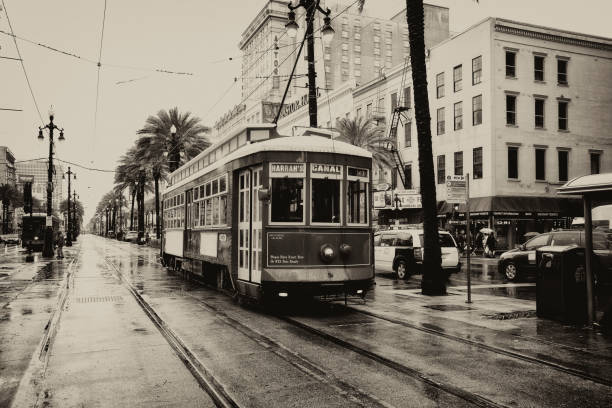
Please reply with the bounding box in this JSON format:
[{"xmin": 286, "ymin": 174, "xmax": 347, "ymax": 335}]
[
  {"xmin": 92, "ymin": 0, "xmax": 108, "ymax": 166},
  {"xmin": 1, "ymin": 0, "xmax": 44, "ymax": 125}
]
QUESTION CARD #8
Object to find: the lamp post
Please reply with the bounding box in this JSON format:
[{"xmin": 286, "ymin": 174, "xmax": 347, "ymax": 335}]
[
  {"xmin": 72, "ymin": 191, "xmax": 78, "ymax": 241},
  {"xmin": 105, "ymin": 206, "xmax": 110, "ymax": 237},
  {"xmin": 117, "ymin": 192, "xmax": 123, "ymax": 240},
  {"xmin": 64, "ymin": 167, "xmax": 75, "ymax": 246},
  {"xmin": 38, "ymin": 108, "xmax": 64, "ymax": 258},
  {"xmin": 285, "ymin": 0, "xmax": 334, "ymax": 128},
  {"xmin": 137, "ymin": 169, "xmax": 146, "ymax": 244}
]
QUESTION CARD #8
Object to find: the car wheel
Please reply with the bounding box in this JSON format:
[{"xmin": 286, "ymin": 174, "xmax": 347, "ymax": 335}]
[
  {"xmin": 504, "ymin": 262, "xmax": 519, "ymax": 281},
  {"xmin": 396, "ymin": 260, "xmax": 409, "ymax": 280}
]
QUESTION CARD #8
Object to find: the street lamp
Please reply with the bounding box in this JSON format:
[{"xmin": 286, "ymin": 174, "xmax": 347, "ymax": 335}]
[
  {"xmin": 285, "ymin": 0, "xmax": 334, "ymax": 128},
  {"xmin": 168, "ymin": 124, "xmax": 179, "ymax": 173},
  {"xmin": 38, "ymin": 108, "xmax": 65, "ymax": 258},
  {"xmin": 63, "ymin": 167, "xmax": 76, "ymax": 246}
]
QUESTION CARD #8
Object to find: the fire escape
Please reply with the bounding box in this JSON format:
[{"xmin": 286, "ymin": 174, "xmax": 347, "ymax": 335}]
[{"xmin": 387, "ymin": 58, "xmax": 412, "ymax": 189}]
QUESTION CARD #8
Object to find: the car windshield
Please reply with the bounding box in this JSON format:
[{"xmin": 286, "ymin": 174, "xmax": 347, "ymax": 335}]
[
  {"xmin": 418, "ymin": 233, "xmax": 456, "ymax": 247},
  {"xmin": 550, "ymin": 232, "xmax": 580, "ymax": 246},
  {"xmin": 525, "ymin": 234, "xmax": 549, "ymax": 250}
]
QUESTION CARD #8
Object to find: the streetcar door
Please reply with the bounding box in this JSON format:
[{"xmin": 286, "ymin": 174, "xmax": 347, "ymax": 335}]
[
  {"xmin": 238, "ymin": 170, "xmax": 251, "ymax": 281},
  {"xmin": 237, "ymin": 167, "xmax": 263, "ymax": 284},
  {"xmin": 251, "ymin": 167, "xmax": 263, "ymax": 283}
]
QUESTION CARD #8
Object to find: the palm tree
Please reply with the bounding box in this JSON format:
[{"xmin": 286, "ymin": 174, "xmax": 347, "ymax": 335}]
[
  {"xmin": 0, "ymin": 184, "xmax": 19, "ymax": 233},
  {"xmin": 115, "ymin": 148, "xmax": 140, "ymax": 230},
  {"xmin": 335, "ymin": 117, "xmax": 395, "ymax": 170},
  {"xmin": 358, "ymin": 0, "xmax": 445, "ymax": 295},
  {"xmin": 136, "ymin": 107, "xmax": 210, "ymax": 238}
]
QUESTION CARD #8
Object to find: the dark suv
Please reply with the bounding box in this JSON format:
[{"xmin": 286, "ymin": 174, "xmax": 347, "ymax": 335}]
[{"xmin": 498, "ymin": 230, "xmax": 612, "ymax": 282}]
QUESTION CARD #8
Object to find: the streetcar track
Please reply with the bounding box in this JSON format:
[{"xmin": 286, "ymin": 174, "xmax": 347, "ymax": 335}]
[
  {"xmin": 102, "ymin": 256, "xmax": 240, "ymax": 408},
  {"xmin": 340, "ymin": 304, "xmax": 612, "ymax": 388}
]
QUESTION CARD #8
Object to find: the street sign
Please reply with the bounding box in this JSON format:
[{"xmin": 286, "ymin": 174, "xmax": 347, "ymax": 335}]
[
  {"xmin": 446, "ymin": 175, "xmax": 467, "ymax": 204},
  {"xmin": 46, "ymin": 216, "xmax": 53, "ymax": 227}
]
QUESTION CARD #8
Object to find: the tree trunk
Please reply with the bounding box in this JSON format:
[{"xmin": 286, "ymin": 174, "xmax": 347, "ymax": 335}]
[
  {"xmin": 154, "ymin": 174, "xmax": 160, "ymax": 239},
  {"xmin": 130, "ymin": 189, "xmax": 136, "ymax": 230},
  {"xmin": 406, "ymin": 0, "xmax": 445, "ymax": 295}
]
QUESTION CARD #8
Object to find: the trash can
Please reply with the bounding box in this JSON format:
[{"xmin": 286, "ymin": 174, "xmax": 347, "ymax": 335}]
[{"xmin": 536, "ymin": 245, "xmax": 588, "ymax": 324}]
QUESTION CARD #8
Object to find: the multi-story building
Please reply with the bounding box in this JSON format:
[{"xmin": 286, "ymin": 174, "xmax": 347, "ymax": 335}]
[
  {"xmin": 16, "ymin": 161, "xmax": 64, "ymax": 213},
  {"xmin": 0, "ymin": 146, "xmax": 16, "ymax": 186},
  {"xmin": 236, "ymin": 1, "xmax": 449, "ymax": 130},
  {"xmin": 352, "ymin": 18, "xmax": 612, "ymax": 248}
]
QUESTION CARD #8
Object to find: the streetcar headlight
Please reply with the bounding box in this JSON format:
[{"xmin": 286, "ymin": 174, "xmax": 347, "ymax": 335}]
[
  {"xmin": 278, "ymin": 292, "xmax": 288, "ymax": 298},
  {"xmin": 320, "ymin": 244, "xmax": 335, "ymax": 263},
  {"xmin": 34, "ymin": 236, "xmax": 38, "ymax": 240}
]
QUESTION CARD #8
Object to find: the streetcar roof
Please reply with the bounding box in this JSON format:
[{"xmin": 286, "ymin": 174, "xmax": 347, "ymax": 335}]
[{"xmin": 164, "ymin": 133, "xmax": 372, "ymax": 195}]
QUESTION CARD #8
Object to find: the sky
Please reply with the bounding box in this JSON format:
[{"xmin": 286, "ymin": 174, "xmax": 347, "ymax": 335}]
[{"xmin": 1, "ymin": 0, "xmax": 610, "ymax": 224}]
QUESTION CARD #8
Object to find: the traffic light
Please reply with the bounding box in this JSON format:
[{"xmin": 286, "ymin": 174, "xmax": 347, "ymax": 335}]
[{"xmin": 23, "ymin": 182, "xmax": 32, "ymax": 214}]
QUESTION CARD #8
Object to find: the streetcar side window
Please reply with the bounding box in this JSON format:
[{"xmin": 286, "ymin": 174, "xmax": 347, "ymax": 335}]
[
  {"xmin": 347, "ymin": 180, "xmax": 368, "ymax": 225},
  {"xmin": 271, "ymin": 178, "xmax": 304, "ymax": 223},
  {"xmin": 311, "ymin": 179, "xmax": 341, "ymax": 224}
]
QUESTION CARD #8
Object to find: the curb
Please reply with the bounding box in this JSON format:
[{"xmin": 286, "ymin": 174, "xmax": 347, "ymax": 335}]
[{"xmin": 10, "ymin": 256, "xmax": 77, "ymax": 408}]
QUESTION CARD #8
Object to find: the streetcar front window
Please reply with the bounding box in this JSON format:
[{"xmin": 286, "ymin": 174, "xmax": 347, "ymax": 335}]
[
  {"xmin": 312, "ymin": 179, "xmax": 341, "ymax": 224},
  {"xmin": 347, "ymin": 180, "xmax": 368, "ymax": 224},
  {"xmin": 271, "ymin": 178, "xmax": 304, "ymax": 223}
]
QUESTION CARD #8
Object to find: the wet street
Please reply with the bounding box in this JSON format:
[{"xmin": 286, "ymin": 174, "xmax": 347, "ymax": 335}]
[{"xmin": 2, "ymin": 235, "xmax": 611, "ymax": 407}]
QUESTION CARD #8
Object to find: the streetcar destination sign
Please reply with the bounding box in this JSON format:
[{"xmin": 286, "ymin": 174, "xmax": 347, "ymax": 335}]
[
  {"xmin": 311, "ymin": 164, "xmax": 342, "ymax": 175},
  {"xmin": 270, "ymin": 163, "xmax": 306, "ymax": 177}
]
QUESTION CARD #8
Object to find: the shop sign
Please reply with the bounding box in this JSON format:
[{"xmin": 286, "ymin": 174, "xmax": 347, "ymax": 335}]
[
  {"xmin": 374, "ymin": 182, "xmax": 390, "ymax": 191},
  {"xmin": 373, "ymin": 189, "xmax": 421, "ymax": 209},
  {"xmin": 311, "ymin": 163, "xmax": 342, "ymax": 175},
  {"xmin": 270, "ymin": 162, "xmax": 305, "ymax": 177},
  {"xmin": 536, "ymin": 212, "xmax": 559, "ymax": 217},
  {"xmin": 446, "ymin": 175, "xmax": 467, "ymax": 204},
  {"xmin": 278, "ymin": 90, "xmax": 321, "ymax": 120},
  {"xmin": 373, "ymin": 191, "xmax": 392, "ymax": 209},
  {"xmin": 348, "ymin": 167, "xmax": 368, "ymax": 179},
  {"xmin": 493, "ymin": 211, "xmax": 520, "ymax": 217}
]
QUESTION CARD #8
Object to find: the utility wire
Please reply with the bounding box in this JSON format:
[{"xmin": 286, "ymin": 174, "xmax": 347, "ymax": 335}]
[
  {"xmin": 92, "ymin": 0, "xmax": 108, "ymax": 166},
  {"xmin": 1, "ymin": 0, "xmax": 43, "ymax": 124}
]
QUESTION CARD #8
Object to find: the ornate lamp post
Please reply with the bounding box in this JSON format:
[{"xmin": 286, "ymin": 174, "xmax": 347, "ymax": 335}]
[
  {"xmin": 285, "ymin": 0, "xmax": 334, "ymax": 128},
  {"xmin": 38, "ymin": 108, "xmax": 64, "ymax": 257},
  {"xmin": 63, "ymin": 167, "xmax": 76, "ymax": 246}
]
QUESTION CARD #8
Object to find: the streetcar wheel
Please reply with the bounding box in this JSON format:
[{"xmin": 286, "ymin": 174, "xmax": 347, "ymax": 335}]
[
  {"xmin": 396, "ymin": 260, "xmax": 409, "ymax": 280},
  {"xmin": 504, "ymin": 262, "xmax": 519, "ymax": 281}
]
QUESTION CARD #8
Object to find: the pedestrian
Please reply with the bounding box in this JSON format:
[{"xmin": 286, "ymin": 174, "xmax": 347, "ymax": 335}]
[
  {"xmin": 457, "ymin": 230, "xmax": 466, "ymax": 254},
  {"xmin": 56, "ymin": 231, "xmax": 65, "ymax": 259},
  {"xmin": 485, "ymin": 233, "xmax": 496, "ymax": 258},
  {"xmin": 474, "ymin": 230, "xmax": 484, "ymax": 255}
]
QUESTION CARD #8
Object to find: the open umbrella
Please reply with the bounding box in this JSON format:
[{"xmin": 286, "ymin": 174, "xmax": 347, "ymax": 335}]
[
  {"xmin": 479, "ymin": 227, "xmax": 494, "ymax": 234},
  {"xmin": 523, "ymin": 232, "xmax": 539, "ymax": 239}
]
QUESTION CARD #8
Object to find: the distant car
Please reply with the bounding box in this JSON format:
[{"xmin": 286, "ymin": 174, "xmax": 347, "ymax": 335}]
[
  {"xmin": 374, "ymin": 229, "xmax": 461, "ymax": 279},
  {"xmin": 498, "ymin": 230, "xmax": 612, "ymax": 282},
  {"xmin": 0, "ymin": 234, "xmax": 20, "ymax": 245},
  {"xmin": 124, "ymin": 231, "xmax": 138, "ymax": 242}
]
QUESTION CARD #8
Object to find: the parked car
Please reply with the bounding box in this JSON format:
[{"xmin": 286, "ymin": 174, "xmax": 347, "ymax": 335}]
[
  {"xmin": 124, "ymin": 230, "xmax": 138, "ymax": 243},
  {"xmin": 498, "ymin": 230, "xmax": 612, "ymax": 282},
  {"xmin": 374, "ymin": 229, "xmax": 461, "ymax": 279}
]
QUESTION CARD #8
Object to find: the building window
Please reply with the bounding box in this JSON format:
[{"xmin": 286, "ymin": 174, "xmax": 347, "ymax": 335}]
[
  {"xmin": 366, "ymin": 103, "xmax": 372, "ymax": 118},
  {"xmin": 454, "ymin": 101, "xmax": 463, "ymax": 130},
  {"xmin": 535, "ymin": 98, "xmax": 545, "ymax": 129},
  {"xmin": 557, "ymin": 58, "xmax": 568, "ymax": 85},
  {"xmin": 454, "ymin": 151, "xmax": 463, "ymax": 176},
  {"xmin": 508, "ymin": 146, "xmax": 519, "ymax": 179},
  {"xmin": 473, "ymin": 147, "xmax": 483, "ymax": 179},
  {"xmin": 404, "ymin": 122, "xmax": 411, "ymax": 147},
  {"xmin": 437, "ymin": 155, "xmax": 445, "ymax": 184},
  {"xmin": 356, "ymin": 107, "xmax": 362, "ymax": 117},
  {"xmin": 534, "ymin": 55, "xmax": 545, "ymax": 81},
  {"xmin": 391, "ymin": 92, "xmax": 398, "ymax": 111},
  {"xmin": 436, "ymin": 72, "xmax": 444, "ymax": 98},
  {"xmin": 472, "ymin": 56, "xmax": 482, "ymax": 85},
  {"xmin": 506, "ymin": 94, "xmax": 517, "ymax": 125},
  {"xmin": 558, "ymin": 100, "xmax": 568, "ymax": 131},
  {"xmin": 591, "ymin": 152, "xmax": 601, "ymax": 174},
  {"xmin": 404, "ymin": 164, "xmax": 412, "ymax": 189},
  {"xmin": 472, "ymin": 95, "xmax": 482, "ymax": 125},
  {"xmin": 403, "ymin": 87, "xmax": 411, "ymax": 108},
  {"xmin": 506, "ymin": 50, "xmax": 516, "ymax": 77},
  {"xmin": 535, "ymin": 148, "xmax": 546, "ymax": 180},
  {"xmin": 453, "ymin": 65, "xmax": 462, "ymax": 92},
  {"xmin": 558, "ymin": 150, "xmax": 568, "ymax": 182},
  {"xmin": 437, "ymin": 107, "xmax": 445, "ymax": 135}
]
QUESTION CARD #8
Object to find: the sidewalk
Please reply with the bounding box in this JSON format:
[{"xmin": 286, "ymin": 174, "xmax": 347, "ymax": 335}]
[
  {"xmin": 12, "ymin": 238, "xmax": 214, "ymax": 407},
  {"xmin": 350, "ymin": 282, "xmax": 612, "ymax": 384}
]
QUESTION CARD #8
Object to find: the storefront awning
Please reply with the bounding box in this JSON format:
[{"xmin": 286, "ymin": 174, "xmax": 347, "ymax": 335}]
[{"xmin": 438, "ymin": 196, "xmax": 582, "ymax": 217}]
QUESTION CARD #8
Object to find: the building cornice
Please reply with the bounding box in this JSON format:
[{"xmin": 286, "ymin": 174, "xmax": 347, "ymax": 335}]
[{"xmin": 495, "ymin": 22, "xmax": 612, "ymax": 51}]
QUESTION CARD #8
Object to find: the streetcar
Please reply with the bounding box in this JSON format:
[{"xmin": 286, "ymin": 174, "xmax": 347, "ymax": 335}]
[
  {"xmin": 161, "ymin": 124, "xmax": 374, "ymax": 301},
  {"xmin": 21, "ymin": 213, "xmax": 61, "ymax": 251}
]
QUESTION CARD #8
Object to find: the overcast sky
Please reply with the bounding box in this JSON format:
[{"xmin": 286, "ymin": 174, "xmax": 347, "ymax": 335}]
[{"xmin": 1, "ymin": 0, "xmax": 610, "ymax": 224}]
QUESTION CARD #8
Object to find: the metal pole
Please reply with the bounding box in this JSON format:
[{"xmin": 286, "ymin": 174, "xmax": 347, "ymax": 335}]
[
  {"xmin": 306, "ymin": 0, "xmax": 317, "ymax": 128},
  {"xmin": 466, "ymin": 173, "xmax": 472, "ymax": 304},
  {"xmin": 72, "ymin": 191, "xmax": 77, "ymax": 241},
  {"xmin": 583, "ymin": 196, "xmax": 595, "ymax": 325},
  {"xmin": 66, "ymin": 167, "xmax": 72, "ymax": 246}
]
